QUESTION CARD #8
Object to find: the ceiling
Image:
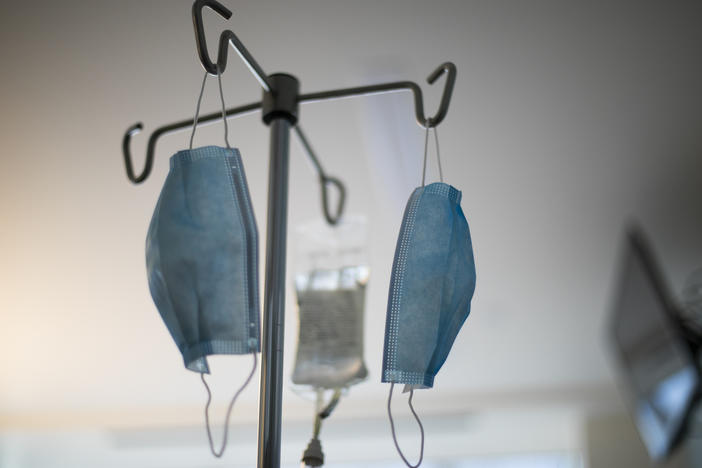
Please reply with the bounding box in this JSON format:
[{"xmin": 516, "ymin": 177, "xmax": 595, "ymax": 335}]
[{"xmin": 1, "ymin": 0, "xmax": 702, "ymax": 463}]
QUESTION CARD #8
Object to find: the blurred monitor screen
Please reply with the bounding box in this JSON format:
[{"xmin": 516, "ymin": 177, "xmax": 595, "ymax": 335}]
[{"xmin": 610, "ymin": 228, "xmax": 700, "ymax": 460}]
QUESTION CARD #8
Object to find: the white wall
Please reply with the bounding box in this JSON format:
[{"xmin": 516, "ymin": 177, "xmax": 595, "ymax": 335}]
[{"xmin": 1, "ymin": 0, "xmax": 702, "ymax": 466}]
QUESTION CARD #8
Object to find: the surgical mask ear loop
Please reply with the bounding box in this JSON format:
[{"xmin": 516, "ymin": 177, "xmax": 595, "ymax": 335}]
[
  {"xmin": 420, "ymin": 120, "xmax": 444, "ymax": 187},
  {"xmin": 387, "ymin": 383, "xmax": 425, "ymax": 468},
  {"xmin": 200, "ymin": 352, "xmax": 258, "ymax": 458},
  {"xmin": 188, "ymin": 63, "xmax": 231, "ymax": 150},
  {"xmin": 191, "ymin": 64, "xmax": 250, "ymax": 458}
]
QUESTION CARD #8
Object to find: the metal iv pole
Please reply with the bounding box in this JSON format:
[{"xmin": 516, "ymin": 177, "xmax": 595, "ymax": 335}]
[{"xmin": 121, "ymin": 1, "xmax": 457, "ymax": 466}]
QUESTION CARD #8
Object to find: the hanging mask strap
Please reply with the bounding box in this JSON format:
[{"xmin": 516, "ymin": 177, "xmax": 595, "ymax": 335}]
[
  {"xmin": 421, "ymin": 121, "xmax": 444, "ymax": 187},
  {"xmin": 189, "ymin": 64, "xmax": 231, "ymax": 150},
  {"xmin": 200, "ymin": 352, "xmax": 258, "ymax": 458},
  {"xmin": 387, "ymin": 383, "xmax": 425, "ymax": 468}
]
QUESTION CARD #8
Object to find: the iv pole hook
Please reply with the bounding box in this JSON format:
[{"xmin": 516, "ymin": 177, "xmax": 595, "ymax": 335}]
[
  {"xmin": 192, "ymin": 0, "xmax": 273, "ymax": 91},
  {"xmin": 423, "ymin": 62, "xmax": 456, "ymax": 128},
  {"xmin": 192, "ymin": 0, "xmax": 232, "ymax": 75}
]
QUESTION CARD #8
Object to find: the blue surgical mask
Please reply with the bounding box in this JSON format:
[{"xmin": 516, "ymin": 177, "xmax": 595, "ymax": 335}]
[
  {"xmin": 145, "ymin": 67, "xmax": 259, "ymax": 458},
  {"xmin": 382, "ymin": 182, "xmax": 475, "ymax": 388},
  {"xmin": 146, "ymin": 144, "xmax": 260, "ymax": 370},
  {"xmin": 382, "ymin": 125, "xmax": 476, "ymax": 467}
]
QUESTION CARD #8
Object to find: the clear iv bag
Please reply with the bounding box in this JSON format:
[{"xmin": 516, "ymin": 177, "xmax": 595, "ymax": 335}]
[{"xmin": 291, "ymin": 216, "xmax": 369, "ymax": 389}]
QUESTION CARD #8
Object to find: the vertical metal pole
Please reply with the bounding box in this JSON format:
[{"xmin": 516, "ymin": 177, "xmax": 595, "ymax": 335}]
[{"xmin": 257, "ymin": 117, "xmax": 291, "ymax": 468}]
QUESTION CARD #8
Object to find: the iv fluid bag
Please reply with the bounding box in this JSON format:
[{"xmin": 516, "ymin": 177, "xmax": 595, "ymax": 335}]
[
  {"xmin": 292, "ymin": 217, "xmax": 369, "ymax": 389},
  {"xmin": 293, "ymin": 267, "xmax": 368, "ymax": 387}
]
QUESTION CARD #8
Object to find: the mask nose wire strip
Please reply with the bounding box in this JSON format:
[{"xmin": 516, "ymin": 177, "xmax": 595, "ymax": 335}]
[
  {"xmin": 200, "ymin": 352, "xmax": 258, "ymax": 458},
  {"xmin": 421, "ymin": 121, "xmax": 444, "ymax": 187},
  {"xmin": 188, "ymin": 64, "xmax": 231, "ymax": 150},
  {"xmin": 387, "ymin": 383, "xmax": 425, "ymax": 468}
]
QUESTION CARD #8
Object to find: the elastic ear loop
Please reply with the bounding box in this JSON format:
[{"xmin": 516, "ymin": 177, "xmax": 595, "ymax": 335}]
[
  {"xmin": 189, "ymin": 63, "xmax": 231, "ymax": 150},
  {"xmin": 387, "ymin": 383, "xmax": 425, "ymax": 468},
  {"xmin": 420, "ymin": 121, "xmax": 444, "ymax": 187},
  {"xmin": 200, "ymin": 352, "xmax": 258, "ymax": 458}
]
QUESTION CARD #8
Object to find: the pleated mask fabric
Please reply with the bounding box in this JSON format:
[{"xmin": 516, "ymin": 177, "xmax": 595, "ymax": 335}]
[
  {"xmin": 382, "ymin": 124, "xmax": 476, "ymax": 391},
  {"xmin": 145, "ymin": 68, "xmax": 260, "ymax": 376},
  {"xmin": 382, "ymin": 181, "xmax": 476, "ymax": 389},
  {"xmin": 146, "ymin": 145, "xmax": 260, "ymax": 373}
]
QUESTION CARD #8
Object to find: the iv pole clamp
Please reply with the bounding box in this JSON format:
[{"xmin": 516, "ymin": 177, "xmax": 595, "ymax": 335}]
[{"xmin": 121, "ymin": 1, "xmax": 457, "ymax": 466}]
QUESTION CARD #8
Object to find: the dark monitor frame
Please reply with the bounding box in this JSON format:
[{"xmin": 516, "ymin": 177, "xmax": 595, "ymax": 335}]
[{"xmin": 609, "ymin": 225, "xmax": 702, "ymax": 460}]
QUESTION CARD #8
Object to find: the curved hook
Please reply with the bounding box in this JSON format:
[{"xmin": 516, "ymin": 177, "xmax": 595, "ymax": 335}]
[
  {"xmin": 122, "ymin": 123, "xmax": 151, "ymax": 183},
  {"xmin": 297, "ymin": 61, "xmax": 457, "ymax": 128},
  {"xmin": 192, "ymin": 0, "xmax": 233, "ymax": 75},
  {"xmin": 192, "ymin": 0, "xmax": 272, "ymax": 90},
  {"xmin": 122, "ymin": 101, "xmax": 263, "ymax": 184},
  {"xmin": 293, "ymin": 126, "xmax": 347, "ymax": 225},
  {"xmin": 320, "ymin": 176, "xmax": 346, "ymax": 225},
  {"xmin": 424, "ymin": 62, "xmax": 456, "ymax": 127}
]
